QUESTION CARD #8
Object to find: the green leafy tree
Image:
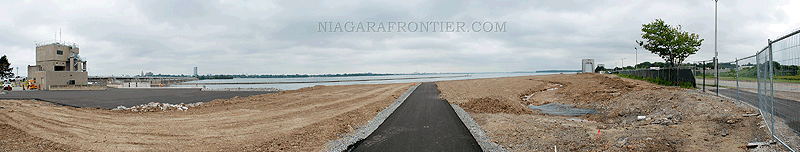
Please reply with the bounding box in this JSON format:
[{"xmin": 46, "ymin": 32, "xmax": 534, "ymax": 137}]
[
  {"xmin": 0, "ymin": 55, "xmax": 13, "ymax": 79},
  {"xmin": 636, "ymin": 19, "xmax": 704, "ymax": 67},
  {"xmin": 594, "ymin": 66, "xmax": 606, "ymax": 73}
]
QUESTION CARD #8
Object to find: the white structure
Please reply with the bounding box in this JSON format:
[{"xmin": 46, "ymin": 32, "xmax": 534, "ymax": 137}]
[{"xmin": 582, "ymin": 59, "xmax": 595, "ymax": 73}]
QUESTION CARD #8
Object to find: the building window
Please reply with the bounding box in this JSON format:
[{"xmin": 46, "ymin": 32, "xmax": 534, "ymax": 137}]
[
  {"xmin": 55, "ymin": 66, "xmax": 65, "ymax": 71},
  {"xmin": 57, "ymin": 50, "xmax": 63, "ymax": 55},
  {"xmin": 68, "ymin": 80, "xmax": 75, "ymax": 85}
]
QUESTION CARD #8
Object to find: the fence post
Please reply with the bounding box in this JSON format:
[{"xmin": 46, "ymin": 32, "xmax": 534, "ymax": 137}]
[
  {"xmin": 703, "ymin": 61, "xmax": 706, "ymax": 92},
  {"xmin": 756, "ymin": 49, "xmax": 761, "ymax": 115},
  {"xmin": 736, "ymin": 58, "xmax": 740, "ymax": 103},
  {"xmin": 768, "ymin": 39, "xmax": 776, "ymax": 139},
  {"xmin": 715, "ymin": 57, "xmax": 719, "ymax": 96}
]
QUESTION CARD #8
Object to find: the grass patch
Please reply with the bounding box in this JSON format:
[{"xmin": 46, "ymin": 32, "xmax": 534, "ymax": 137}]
[{"xmin": 616, "ymin": 74, "xmax": 695, "ymax": 89}]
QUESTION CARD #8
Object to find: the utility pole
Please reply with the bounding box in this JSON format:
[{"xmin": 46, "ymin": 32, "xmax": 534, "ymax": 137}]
[
  {"xmin": 715, "ymin": 0, "xmax": 719, "ymax": 96},
  {"xmin": 621, "ymin": 58, "xmax": 626, "ymax": 69}
]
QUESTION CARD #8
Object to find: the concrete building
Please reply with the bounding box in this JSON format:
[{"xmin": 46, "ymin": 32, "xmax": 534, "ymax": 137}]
[
  {"xmin": 27, "ymin": 41, "xmax": 88, "ymax": 90},
  {"xmin": 582, "ymin": 59, "xmax": 595, "ymax": 73}
]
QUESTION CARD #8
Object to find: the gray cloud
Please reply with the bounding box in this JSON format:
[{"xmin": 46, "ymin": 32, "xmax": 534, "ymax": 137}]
[{"xmin": 0, "ymin": 0, "xmax": 797, "ymax": 76}]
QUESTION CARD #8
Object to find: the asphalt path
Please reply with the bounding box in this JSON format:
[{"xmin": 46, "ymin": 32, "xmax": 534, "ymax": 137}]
[
  {"xmin": 697, "ymin": 78, "xmax": 800, "ymax": 92},
  {"xmin": 0, "ymin": 88, "xmax": 277, "ymax": 109},
  {"xmin": 349, "ymin": 83, "xmax": 482, "ymax": 152},
  {"xmin": 713, "ymin": 88, "xmax": 800, "ymax": 134}
]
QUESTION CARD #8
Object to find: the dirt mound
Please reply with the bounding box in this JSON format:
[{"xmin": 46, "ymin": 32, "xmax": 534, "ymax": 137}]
[
  {"xmin": 458, "ymin": 97, "xmax": 533, "ymax": 114},
  {"xmin": 0, "ymin": 124, "xmax": 82, "ymax": 151},
  {"xmin": 437, "ymin": 73, "xmax": 779, "ymax": 151},
  {"xmin": 0, "ymin": 83, "xmax": 409, "ymax": 151}
]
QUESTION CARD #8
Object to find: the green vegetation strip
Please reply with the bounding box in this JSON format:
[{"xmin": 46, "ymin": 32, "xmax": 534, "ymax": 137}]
[{"xmin": 615, "ymin": 74, "xmax": 695, "ymax": 89}]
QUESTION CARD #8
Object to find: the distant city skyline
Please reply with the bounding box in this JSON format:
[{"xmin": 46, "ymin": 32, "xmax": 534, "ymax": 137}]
[{"xmin": 1, "ymin": 0, "xmax": 798, "ymax": 76}]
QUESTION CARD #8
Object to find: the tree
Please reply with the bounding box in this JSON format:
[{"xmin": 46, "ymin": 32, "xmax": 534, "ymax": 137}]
[
  {"xmin": 0, "ymin": 55, "xmax": 13, "ymax": 79},
  {"xmin": 594, "ymin": 66, "xmax": 606, "ymax": 73},
  {"xmin": 636, "ymin": 19, "xmax": 703, "ymax": 83},
  {"xmin": 636, "ymin": 19, "xmax": 703, "ymax": 67}
]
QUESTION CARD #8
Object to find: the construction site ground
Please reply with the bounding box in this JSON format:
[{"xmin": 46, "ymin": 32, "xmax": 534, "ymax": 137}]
[
  {"xmin": 437, "ymin": 73, "xmax": 784, "ymax": 151},
  {"xmin": 0, "ymin": 73, "xmax": 789, "ymax": 151}
]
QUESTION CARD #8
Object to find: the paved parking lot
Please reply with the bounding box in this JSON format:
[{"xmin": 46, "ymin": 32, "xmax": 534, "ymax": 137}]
[{"xmin": 0, "ymin": 88, "xmax": 277, "ymax": 109}]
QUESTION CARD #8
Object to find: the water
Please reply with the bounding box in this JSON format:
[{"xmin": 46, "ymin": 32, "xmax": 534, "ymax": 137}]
[{"xmin": 178, "ymin": 72, "xmax": 571, "ymax": 90}]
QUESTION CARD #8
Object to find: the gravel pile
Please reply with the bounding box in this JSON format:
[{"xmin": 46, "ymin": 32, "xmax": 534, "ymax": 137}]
[
  {"xmin": 112, "ymin": 102, "xmax": 203, "ymax": 112},
  {"xmin": 201, "ymin": 87, "xmax": 282, "ymax": 91}
]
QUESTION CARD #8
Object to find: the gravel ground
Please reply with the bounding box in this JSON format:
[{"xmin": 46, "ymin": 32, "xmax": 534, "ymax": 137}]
[
  {"xmin": 437, "ymin": 73, "xmax": 781, "ymax": 151},
  {"xmin": 450, "ymin": 103, "xmax": 506, "ymax": 152},
  {"xmin": 324, "ymin": 83, "xmax": 418, "ymax": 152},
  {"xmin": 0, "ymin": 124, "xmax": 82, "ymax": 151},
  {"xmin": 1, "ymin": 73, "xmax": 790, "ymax": 151},
  {"xmin": 0, "ymin": 83, "xmax": 410, "ymax": 151}
]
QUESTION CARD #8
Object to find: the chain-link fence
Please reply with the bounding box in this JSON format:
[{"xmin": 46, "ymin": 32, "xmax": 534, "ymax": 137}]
[
  {"xmin": 612, "ymin": 67, "xmax": 696, "ymax": 87},
  {"xmin": 697, "ymin": 29, "xmax": 800, "ymax": 151}
]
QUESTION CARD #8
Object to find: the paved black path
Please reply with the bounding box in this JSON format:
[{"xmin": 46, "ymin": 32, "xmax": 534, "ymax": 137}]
[
  {"xmin": 350, "ymin": 83, "xmax": 482, "ymax": 151},
  {"xmin": 712, "ymin": 88, "xmax": 800, "ymax": 133},
  {"xmin": 0, "ymin": 88, "xmax": 276, "ymax": 109}
]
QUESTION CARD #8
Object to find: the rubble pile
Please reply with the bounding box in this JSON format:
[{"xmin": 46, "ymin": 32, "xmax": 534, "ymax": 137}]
[{"xmin": 112, "ymin": 102, "xmax": 203, "ymax": 112}]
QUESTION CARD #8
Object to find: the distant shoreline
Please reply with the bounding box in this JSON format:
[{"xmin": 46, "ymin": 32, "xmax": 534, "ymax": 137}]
[
  {"xmin": 89, "ymin": 71, "xmax": 580, "ymax": 80},
  {"xmin": 184, "ymin": 75, "xmax": 471, "ymax": 85}
]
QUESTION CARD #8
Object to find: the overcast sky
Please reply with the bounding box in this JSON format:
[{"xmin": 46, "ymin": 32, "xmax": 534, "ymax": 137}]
[{"xmin": 1, "ymin": 0, "xmax": 798, "ymax": 76}]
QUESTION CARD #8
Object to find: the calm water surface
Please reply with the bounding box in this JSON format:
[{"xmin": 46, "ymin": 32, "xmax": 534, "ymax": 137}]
[{"xmin": 179, "ymin": 72, "xmax": 573, "ymax": 90}]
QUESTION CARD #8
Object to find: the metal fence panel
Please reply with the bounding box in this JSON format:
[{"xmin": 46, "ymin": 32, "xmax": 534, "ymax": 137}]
[
  {"xmin": 694, "ymin": 28, "xmax": 799, "ymax": 151},
  {"xmin": 765, "ymin": 30, "xmax": 800, "ymax": 150}
]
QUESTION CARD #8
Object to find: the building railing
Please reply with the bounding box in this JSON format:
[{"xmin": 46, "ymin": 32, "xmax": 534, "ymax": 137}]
[{"xmin": 35, "ymin": 40, "xmax": 79, "ymax": 48}]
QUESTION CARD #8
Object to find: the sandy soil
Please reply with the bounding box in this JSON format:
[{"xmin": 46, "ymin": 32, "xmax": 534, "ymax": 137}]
[
  {"xmin": 438, "ymin": 73, "xmax": 781, "ymax": 151},
  {"xmin": 0, "ymin": 83, "xmax": 409, "ymax": 151}
]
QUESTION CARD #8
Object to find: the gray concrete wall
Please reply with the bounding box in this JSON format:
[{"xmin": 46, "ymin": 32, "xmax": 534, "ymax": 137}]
[
  {"xmin": 49, "ymin": 85, "xmax": 106, "ymax": 90},
  {"xmin": 28, "ymin": 71, "xmax": 88, "ymax": 90}
]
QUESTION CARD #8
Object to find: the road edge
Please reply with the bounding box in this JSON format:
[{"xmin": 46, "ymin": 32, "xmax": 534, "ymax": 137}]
[
  {"xmin": 324, "ymin": 83, "xmax": 419, "ymax": 152},
  {"xmin": 450, "ymin": 103, "xmax": 508, "ymax": 152}
]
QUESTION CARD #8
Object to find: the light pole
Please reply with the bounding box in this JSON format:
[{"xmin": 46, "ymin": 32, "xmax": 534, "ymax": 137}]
[
  {"xmin": 621, "ymin": 58, "xmax": 626, "ymax": 69},
  {"xmin": 714, "ymin": 0, "xmax": 719, "ymax": 95}
]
